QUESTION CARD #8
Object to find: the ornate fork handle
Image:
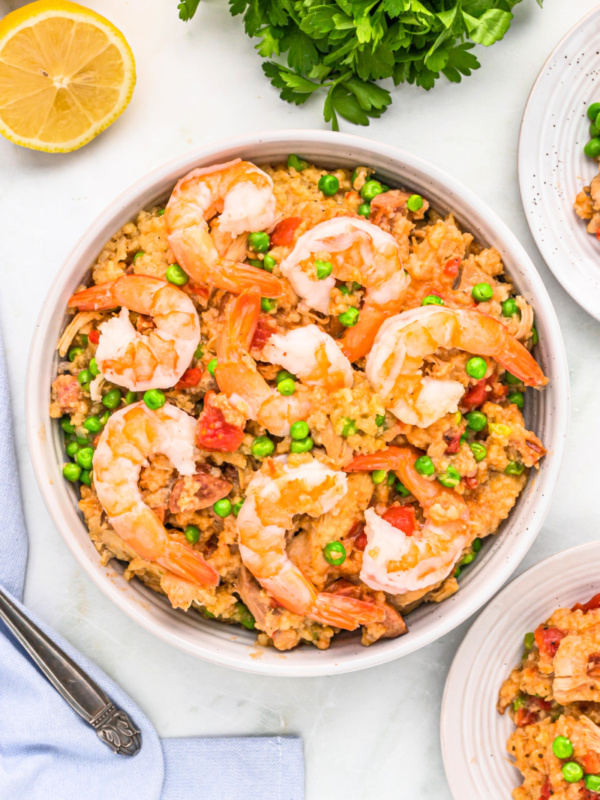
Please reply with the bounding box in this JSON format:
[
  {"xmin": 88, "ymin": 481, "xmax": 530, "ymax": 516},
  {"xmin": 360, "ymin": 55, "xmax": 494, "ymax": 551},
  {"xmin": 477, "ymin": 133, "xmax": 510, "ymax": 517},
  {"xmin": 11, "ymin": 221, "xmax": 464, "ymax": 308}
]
[{"xmin": 0, "ymin": 586, "xmax": 141, "ymax": 756}]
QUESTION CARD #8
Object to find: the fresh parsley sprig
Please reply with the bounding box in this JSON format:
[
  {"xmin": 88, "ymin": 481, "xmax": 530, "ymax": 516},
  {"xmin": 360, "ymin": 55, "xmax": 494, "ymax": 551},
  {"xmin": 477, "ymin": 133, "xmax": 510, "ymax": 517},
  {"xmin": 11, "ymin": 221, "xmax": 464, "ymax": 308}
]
[{"xmin": 180, "ymin": 0, "xmax": 543, "ymax": 128}]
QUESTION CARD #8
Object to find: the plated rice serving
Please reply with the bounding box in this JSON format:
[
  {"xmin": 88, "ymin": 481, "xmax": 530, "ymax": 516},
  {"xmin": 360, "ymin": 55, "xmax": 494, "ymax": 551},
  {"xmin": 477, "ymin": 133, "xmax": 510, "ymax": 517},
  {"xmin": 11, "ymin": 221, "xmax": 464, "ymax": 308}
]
[{"xmin": 50, "ymin": 156, "xmax": 547, "ymax": 651}]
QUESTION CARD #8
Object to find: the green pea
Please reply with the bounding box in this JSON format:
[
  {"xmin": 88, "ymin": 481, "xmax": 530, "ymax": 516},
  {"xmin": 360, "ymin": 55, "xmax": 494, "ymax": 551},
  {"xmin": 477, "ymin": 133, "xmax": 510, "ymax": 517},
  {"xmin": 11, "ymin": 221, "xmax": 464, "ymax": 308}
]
[
  {"xmin": 75, "ymin": 435, "xmax": 89, "ymax": 446},
  {"xmin": 185, "ymin": 524, "xmax": 200, "ymax": 544},
  {"xmin": 531, "ymin": 326, "xmax": 538, "ymax": 346},
  {"xmin": 414, "ymin": 455, "xmax": 435, "ymax": 476},
  {"xmin": 552, "ymin": 735, "xmax": 573, "ymax": 759},
  {"xmin": 352, "ymin": 281, "xmax": 362, "ymax": 291},
  {"xmin": 165, "ymin": 263, "xmax": 189, "ymax": 286},
  {"xmin": 524, "ymin": 632, "xmax": 535, "ymax": 649},
  {"xmin": 371, "ymin": 469, "xmax": 387, "ymax": 485},
  {"xmin": 396, "ymin": 480, "xmax": 410, "ymax": 497},
  {"xmin": 263, "ymin": 254, "xmax": 276, "ymax": 272},
  {"xmin": 232, "ymin": 499, "xmax": 244, "ymax": 517},
  {"xmin": 125, "ymin": 390, "xmax": 138, "ymax": 405},
  {"xmin": 203, "ymin": 609, "xmax": 216, "ymax": 619},
  {"xmin": 157, "ymin": 208, "xmax": 165, "ymax": 216},
  {"xmin": 469, "ymin": 442, "xmax": 487, "ymax": 462},
  {"xmin": 88, "ymin": 357, "xmax": 100, "ymax": 377},
  {"xmin": 512, "ymin": 695, "xmax": 526, "ymax": 711},
  {"xmin": 472, "ymin": 538, "xmax": 482, "ymax": 552},
  {"xmin": 407, "ymin": 194, "xmax": 424, "ymax": 212},
  {"xmin": 251, "ymin": 436, "xmax": 275, "ymax": 458},
  {"xmin": 261, "ymin": 298, "xmax": 277, "ymax": 312},
  {"xmin": 472, "ymin": 282, "xmax": 493, "ymax": 303},
  {"xmin": 501, "ymin": 298, "xmax": 519, "ymax": 317},
  {"xmin": 358, "ymin": 203, "xmax": 371, "ymax": 218},
  {"xmin": 99, "ymin": 410, "xmax": 110, "ymax": 425},
  {"xmin": 80, "ymin": 334, "xmax": 88, "ymax": 347},
  {"xmin": 341, "ymin": 417, "xmax": 357, "ymax": 437},
  {"xmin": 587, "ymin": 102, "xmax": 600, "ymax": 121},
  {"xmin": 360, "ymin": 180, "xmax": 383, "ymax": 202},
  {"xmin": 287, "ymin": 153, "xmax": 308, "ymax": 171},
  {"xmin": 63, "ymin": 463, "xmax": 82, "ymax": 482},
  {"xmin": 338, "ymin": 308, "xmax": 359, "ymax": 327},
  {"xmin": 438, "ymin": 466, "xmax": 461, "ymax": 488},
  {"xmin": 290, "ymin": 437, "xmax": 314, "ymax": 453},
  {"xmin": 143, "ymin": 389, "xmax": 166, "ymax": 410},
  {"xmin": 66, "ymin": 441, "xmax": 80, "ymax": 457},
  {"xmin": 60, "ymin": 417, "xmax": 75, "ymax": 434},
  {"xmin": 505, "ymin": 461, "xmax": 525, "ymax": 475},
  {"xmin": 213, "ymin": 498, "xmax": 232, "ymax": 518},
  {"xmin": 80, "ymin": 469, "xmax": 92, "ymax": 486},
  {"xmin": 277, "ymin": 370, "xmax": 295, "ymax": 384},
  {"xmin": 508, "ymin": 392, "xmax": 524, "ymax": 410},
  {"xmin": 465, "ymin": 411, "xmax": 487, "ymax": 432},
  {"xmin": 68, "ymin": 346, "xmax": 83, "ymax": 362},
  {"xmin": 454, "ymin": 567, "xmax": 461, "ymax": 579},
  {"xmin": 339, "ymin": 284, "xmax": 352, "ymax": 296},
  {"xmin": 83, "ymin": 415, "xmax": 102, "ymax": 433},
  {"xmin": 586, "ymin": 775, "xmax": 600, "ymax": 792},
  {"xmin": 248, "ymin": 259, "xmax": 263, "ymax": 268},
  {"xmin": 466, "ymin": 357, "xmax": 487, "ymax": 380},
  {"xmin": 421, "ymin": 295, "xmax": 444, "ymax": 306},
  {"xmin": 505, "ymin": 372, "xmax": 521, "ymax": 385},
  {"xmin": 290, "ymin": 420, "xmax": 309, "ymax": 440},
  {"xmin": 376, "ymin": 414, "xmax": 386, "ymax": 427},
  {"xmin": 315, "ymin": 259, "xmax": 333, "ymax": 280},
  {"xmin": 193, "ymin": 344, "xmax": 204, "ymax": 360},
  {"xmin": 277, "ymin": 378, "xmax": 296, "ymax": 396},
  {"xmin": 102, "ymin": 389, "xmax": 122, "ymax": 409},
  {"xmin": 386, "ymin": 472, "xmax": 396, "ymax": 486},
  {"xmin": 591, "ymin": 122, "xmax": 600, "ymax": 138},
  {"xmin": 585, "ymin": 138, "xmax": 600, "ymax": 159},
  {"xmin": 236, "ymin": 601, "xmax": 256, "ymax": 630},
  {"xmin": 207, "ymin": 358, "xmax": 217, "ymax": 376},
  {"xmin": 248, "ymin": 231, "xmax": 270, "ymax": 252},
  {"xmin": 133, "ymin": 250, "xmax": 145, "ymax": 265},
  {"xmin": 75, "ymin": 447, "xmax": 94, "ymax": 470},
  {"xmin": 562, "ymin": 762, "xmax": 583, "ymax": 783},
  {"xmin": 318, "ymin": 174, "xmax": 339, "ymax": 196},
  {"xmin": 459, "ymin": 552, "xmax": 475, "ymax": 566},
  {"xmin": 77, "ymin": 369, "xmax": 91, "ymax": 386},
  {"xmin": 323, "ymin": 541, "xmax": 346, "ymax": 565}
]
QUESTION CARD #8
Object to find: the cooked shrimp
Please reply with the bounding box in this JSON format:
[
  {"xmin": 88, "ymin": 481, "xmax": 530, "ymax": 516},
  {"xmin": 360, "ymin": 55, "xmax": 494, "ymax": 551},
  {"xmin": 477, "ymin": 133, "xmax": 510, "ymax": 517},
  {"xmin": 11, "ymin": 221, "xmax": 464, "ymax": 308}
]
[
  {"xmin": 93, "ymin": 402, "xmax": 219, "ymax": 602},
  {"xmin": 236, "ymin": 457, "xmax": 385, "ymax": 629},
  {"xmin": 69, "ymin": 275, "xmax": 201, "ymax": 392},
  {"xmin": 215, "ymin": 287, "xmax": 313, "ymax": 436},
  {"xmin": 366, "ymin": 306, "xmax": 548, "ymax": 428},
  {"xmin": 262, "ymin": 324, "xmax": 353, "ymax": 392},
  {"xmin": 346, "ymin": 446, "xmax": 469, "ymax": 594},
  {"xmin": 279, "ymin": 217, "xmax": 410, "ymax": 361},
  {"xmin": 165, "ymin": 158, "xmax": 284, "ymax": 298},
  {"xmin": 553, "ymin": 627, "xmax": 600, "ymax": 704}
]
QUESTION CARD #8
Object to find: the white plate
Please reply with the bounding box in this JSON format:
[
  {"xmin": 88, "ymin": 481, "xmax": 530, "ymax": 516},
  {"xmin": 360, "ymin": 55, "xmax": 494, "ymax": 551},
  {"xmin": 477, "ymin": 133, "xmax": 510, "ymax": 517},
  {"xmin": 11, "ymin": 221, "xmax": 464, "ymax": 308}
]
[
  {"xmin": 441, "ymin": 541, "xmax": 600, "ymax": 799},
  {"xmin": 519, "ymin": 6, "xmax": 600, "ymax": 320},
  {"xmin": 27, "ymin": 130, "xmax": 569, "ymax": 676}
]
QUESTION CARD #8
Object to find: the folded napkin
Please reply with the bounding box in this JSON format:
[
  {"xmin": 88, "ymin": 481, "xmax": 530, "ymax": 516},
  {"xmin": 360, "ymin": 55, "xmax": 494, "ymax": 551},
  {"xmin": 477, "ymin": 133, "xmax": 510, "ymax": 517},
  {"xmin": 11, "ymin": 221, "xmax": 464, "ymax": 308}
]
[{"xmin": 0, "ymin": 327, "xmax": 304, "ymax": 800}]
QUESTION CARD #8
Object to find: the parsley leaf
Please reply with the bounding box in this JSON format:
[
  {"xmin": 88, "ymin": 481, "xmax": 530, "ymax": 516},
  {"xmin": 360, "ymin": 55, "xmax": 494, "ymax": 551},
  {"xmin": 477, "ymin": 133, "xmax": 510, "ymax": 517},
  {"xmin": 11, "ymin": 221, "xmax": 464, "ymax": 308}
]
[{"xmin": 177, "ymin": 0, "xmax": 201, "ymax": 22}]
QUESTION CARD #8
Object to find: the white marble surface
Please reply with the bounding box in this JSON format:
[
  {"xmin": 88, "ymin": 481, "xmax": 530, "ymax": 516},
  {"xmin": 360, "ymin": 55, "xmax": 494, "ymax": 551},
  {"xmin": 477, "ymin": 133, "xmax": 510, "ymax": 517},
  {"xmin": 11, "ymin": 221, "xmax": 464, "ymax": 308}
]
[{"xmin": 1, "ymin": 0, "xmax": 598, "ymax": 797}]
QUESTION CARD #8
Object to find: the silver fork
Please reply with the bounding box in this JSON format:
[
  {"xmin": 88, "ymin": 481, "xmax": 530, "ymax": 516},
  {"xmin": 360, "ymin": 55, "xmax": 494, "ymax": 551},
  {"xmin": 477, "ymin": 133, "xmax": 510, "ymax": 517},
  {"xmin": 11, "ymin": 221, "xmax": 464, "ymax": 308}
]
[{"xmin": 0, "ymin": 586, "xmax": 141, "ymax": 756}]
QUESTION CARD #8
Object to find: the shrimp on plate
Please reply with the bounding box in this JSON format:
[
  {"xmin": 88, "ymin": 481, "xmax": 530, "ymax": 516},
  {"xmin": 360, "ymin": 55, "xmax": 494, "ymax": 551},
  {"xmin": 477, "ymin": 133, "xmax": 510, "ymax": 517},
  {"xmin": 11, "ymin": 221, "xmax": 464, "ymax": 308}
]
[
  {"xmin": 165, "ymin": 158, "xmax": 284, "ymax": 298},
  {"xmin": 215, "ymin": 288, "xmax": 352, "ymax": 436},
  {"xmin": 346, "ymin": 446, "xmax": 469, "ymax": 595},
  {"xmin": 279, "ymin": 216, "xmax": 410, "ymax": 362},
  {"xmin": 93, "ymin": 401, "xmax": 219, "ymax": 607},
  {"xmin": 552, "ymin": 626, "xmax": 600, "ymax": 705},
  {"xmin": 366, "ymin": 305, "xmax": 548, "ymax": 428},
  {"xmin": 236, "ymin": 456, "xmax": 385, "ymax": 629},
  {"xmin": 69, "ymin": 275, "xmax": 201, "ymax": 392}
]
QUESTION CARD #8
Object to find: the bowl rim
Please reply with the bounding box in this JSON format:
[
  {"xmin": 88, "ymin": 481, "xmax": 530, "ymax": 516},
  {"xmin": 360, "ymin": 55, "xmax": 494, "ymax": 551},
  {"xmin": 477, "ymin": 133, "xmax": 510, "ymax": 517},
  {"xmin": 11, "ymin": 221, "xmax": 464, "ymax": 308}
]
[{"xmin": 26, "ymin": 129, "xmax": 571, "ymax": 676}]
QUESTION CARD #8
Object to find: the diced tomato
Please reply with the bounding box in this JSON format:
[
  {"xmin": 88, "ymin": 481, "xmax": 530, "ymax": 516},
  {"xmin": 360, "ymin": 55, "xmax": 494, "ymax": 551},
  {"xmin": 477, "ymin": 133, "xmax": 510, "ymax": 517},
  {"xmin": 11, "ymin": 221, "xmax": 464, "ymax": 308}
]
[
  {"xmin": 354, "ymin": 532, "xmax": 368, "ymax": 551},
  {"xmin": 270, "ymin": 217, "xmax": 302, "ymax": 247},
  {"xmin": 584, "ymin": 751, "xmax": 600, "ymax": 775},
  {"xmin": 251, "ymin": 314, "xmax": 277, "ymax": 352},
  {"xmin": 346, "ymin": 521, "xmax": 367, "ymax": 551},
  {"xmin": 382, "ymin": 505, "xmax": 417, "ymax": 536},
  {"xmin": 196, "ymin": 393, "xmax": 245, "ymax": 453},
  {"xmin": 444, "ymin": 426, "xmax": 465, "ymax": 454},
  {"xmin": 539, "ymin": 778, "xmax": 552, "ymax": 800},
  {"xmin": 461, "ymin": 379, "xmax": 487, "ymax": 410},
  {"xmin": 572, "ymin": 592, "xmax": 600, "ymax": 613},
  {"xmin": 534, "ymin": 626, "xmax": 567, "ymax": 659},
  {"xmin": 88, "ymin": 329, "xmax": 100, "ymax": 344},
  {"xmin": 175, "ymin": 367, "xmax": 202, "ymax": 389},
  {"xmin": 444, "ymin": 257, "xmax": 461, "ymax": 278},
  {"xmin": 515, "ymin": 707, "xmax": 538, "ymax": 728},
  {"xmin": 463, "ymin": 476, "xmax": 478, "ymax": 490},
  {"xmin": 534, "ymin": 696, "xmax": 552, "ymax": 712}
]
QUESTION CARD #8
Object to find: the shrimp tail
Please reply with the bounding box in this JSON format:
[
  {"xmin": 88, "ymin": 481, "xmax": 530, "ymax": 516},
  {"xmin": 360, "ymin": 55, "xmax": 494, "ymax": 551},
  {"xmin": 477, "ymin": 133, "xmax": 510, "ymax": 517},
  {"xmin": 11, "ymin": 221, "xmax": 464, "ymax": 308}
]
[
  {"xmin": 68, "ymin": 281, "xmax": 117, "ymax": 311},
  {"xmin": 345, "ymin": 446, "xmax": 407, "ymax": 473},
  {"xmin": 157, "ymin": 542, "xmax": 220, "ymax": 587},
  {"xmin": 496, "ymin": 339, "xmax": 548, "ymax": 388},
  {"xmin": 314, "ymin": 593, "xmax": 385, "ymax": 630}
]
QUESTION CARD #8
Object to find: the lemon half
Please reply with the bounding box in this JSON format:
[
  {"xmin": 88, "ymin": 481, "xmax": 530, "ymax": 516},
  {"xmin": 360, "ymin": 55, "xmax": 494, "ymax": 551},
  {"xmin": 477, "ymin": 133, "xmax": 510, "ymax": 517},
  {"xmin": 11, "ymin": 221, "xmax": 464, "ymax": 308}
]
[{"xmin": 0, "ymin": 0, "xmax": 136, "ymax": 152}]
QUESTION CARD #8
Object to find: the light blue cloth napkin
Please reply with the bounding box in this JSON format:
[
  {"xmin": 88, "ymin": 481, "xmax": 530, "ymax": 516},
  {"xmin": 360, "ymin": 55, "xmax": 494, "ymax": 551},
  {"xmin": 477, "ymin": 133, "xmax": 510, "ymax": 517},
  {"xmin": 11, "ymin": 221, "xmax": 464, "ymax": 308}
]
[{"xmin": 0, "ymin": 329, "xmax": 304, "ymax": 800}]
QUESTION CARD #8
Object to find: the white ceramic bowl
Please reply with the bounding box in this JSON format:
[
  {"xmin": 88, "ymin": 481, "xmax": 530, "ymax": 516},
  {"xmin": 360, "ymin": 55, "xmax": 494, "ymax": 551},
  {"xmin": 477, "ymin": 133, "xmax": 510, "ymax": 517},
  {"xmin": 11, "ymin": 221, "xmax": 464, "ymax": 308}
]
[{"xmin": 26, "ymin": 130, "xmax": 570, "ymax": 676}]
